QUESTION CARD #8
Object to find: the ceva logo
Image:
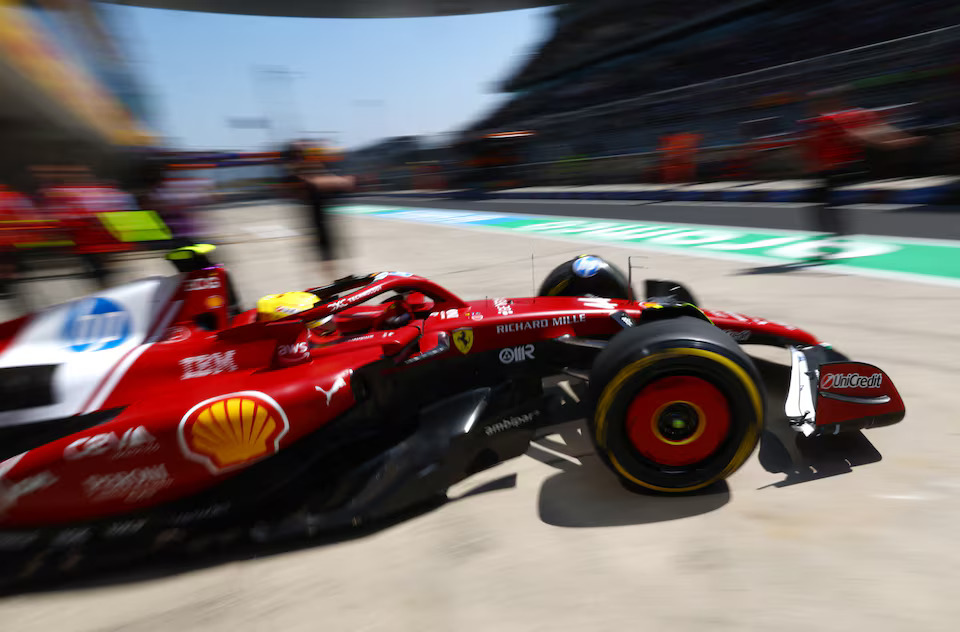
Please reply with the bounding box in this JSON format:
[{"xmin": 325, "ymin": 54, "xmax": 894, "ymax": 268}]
[{"xmin": 62, "ymin": 297, "xmax": 131, "ymax": 352}]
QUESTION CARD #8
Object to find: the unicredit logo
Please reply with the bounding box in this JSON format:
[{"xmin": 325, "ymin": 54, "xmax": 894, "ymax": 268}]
[{"xmin": 820, "ymin": 372, "xmax": 883, "ymax": 390}]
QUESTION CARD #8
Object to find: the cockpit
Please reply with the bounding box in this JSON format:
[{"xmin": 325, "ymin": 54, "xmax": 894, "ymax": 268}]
[{"xmin": 251, "ymin": 286, "xmax": 438, "ymax": 339}]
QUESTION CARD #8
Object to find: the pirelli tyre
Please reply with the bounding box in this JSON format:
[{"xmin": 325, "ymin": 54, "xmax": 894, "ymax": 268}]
[{"xmin": 589, "ymin": 316, "xmax": 764, "ymax": 493}]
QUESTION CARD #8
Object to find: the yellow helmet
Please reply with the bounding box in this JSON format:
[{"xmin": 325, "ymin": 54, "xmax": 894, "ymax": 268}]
[{"xmin": 256, "ymin": 291, "xmax": 320, "ymax": 322}]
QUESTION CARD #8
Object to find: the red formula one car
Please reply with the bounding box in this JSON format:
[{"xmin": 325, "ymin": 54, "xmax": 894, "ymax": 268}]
[{"xmin": 0, "ymin": 248, "xmax": 904, "ymax": 582}]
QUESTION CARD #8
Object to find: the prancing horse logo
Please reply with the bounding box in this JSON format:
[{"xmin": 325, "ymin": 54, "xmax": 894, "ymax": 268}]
[{"xmin": 453, "ymin": 327, "xmax": 473, "ymax": 354}]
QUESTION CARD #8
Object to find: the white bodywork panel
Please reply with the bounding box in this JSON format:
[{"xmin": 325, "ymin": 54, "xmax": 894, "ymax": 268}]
[
  {"xmin": 0, "ymin": 276, "xmax": 180, "ymax": 428},
  {"xmin": 785, "ymin": 346, "xmax": 818, "ymax": 437}
]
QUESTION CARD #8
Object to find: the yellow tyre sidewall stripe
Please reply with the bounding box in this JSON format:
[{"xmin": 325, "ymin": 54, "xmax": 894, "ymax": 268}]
[{"xmin": 593, "ymin": 347, "xmax": 763, "ymax": 493}]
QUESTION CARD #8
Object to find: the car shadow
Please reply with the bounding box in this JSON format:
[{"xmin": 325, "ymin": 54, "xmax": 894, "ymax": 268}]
[
  {"xmin": 5, "ymin": 356, "xmax": 885, "ymax": 595},
  {"xmin": 736, "ymin": 260, "xmax": 833, "ymax": 275},
  {"xmin": 530, "ymin": 421, "xmax": 730, "ymax": 528},
  {"xmin": 3, "ymin": 474, "xmax": 517, "ymax": 597},
  {"xmin": 757, "ymin": 429, "xmax": 883, "ymax": 488},
  {"xmin": 750, "ymin": 355, "xmax": 883, "ymax": 488}
]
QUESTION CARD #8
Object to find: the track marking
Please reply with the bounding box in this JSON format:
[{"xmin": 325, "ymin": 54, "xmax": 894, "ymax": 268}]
[
  {"xmin": 335, "ymin": 204, "xmax": 960, "ymax": 289},
  {"xmin": 490, "ymin": 199, "xmax": 656, "ymax": 206}
]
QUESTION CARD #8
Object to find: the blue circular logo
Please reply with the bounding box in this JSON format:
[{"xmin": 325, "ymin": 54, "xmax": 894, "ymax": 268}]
[
  {"xmin": 572, "ymin": 256, "xmax": 603, "ymax": 279},
  {"xmin": 62, "ymin": 297, "xmax": 131, "ymax": 352}
]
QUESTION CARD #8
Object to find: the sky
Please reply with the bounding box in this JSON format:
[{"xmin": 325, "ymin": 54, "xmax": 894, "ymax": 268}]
[{"xmin": 102, "ymin": 4, "xmax": 552, "ymax": 151}]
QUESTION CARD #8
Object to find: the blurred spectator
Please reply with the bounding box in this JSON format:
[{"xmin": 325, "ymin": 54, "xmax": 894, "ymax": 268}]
[
  {"xmin": 149, "ymin": 170, "xmax": 214, "ymax": 246},
  {"xmin": 473, "ymin": 0, "xmax": 960, "ymax": 165},
  {"xmin": 280, "ymin": 140, "xmax": 356, "ymax": 281},
  {"xmin": 658, "ymin": 130, "xmax": 702, "ymax": 183},
  {"xmin": 0, "ymin": 184, "xmax": 40, "ymax": 299},
  {"xmin": 801, "ymin": 86, "xmax": 923, "ymax": 260},
  {"xmin": 28, "ymin": 164, "xmax": 134, "ymax": 289}
]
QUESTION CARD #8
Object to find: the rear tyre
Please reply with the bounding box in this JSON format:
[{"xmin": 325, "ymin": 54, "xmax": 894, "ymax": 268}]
[{"xmin": 589, "ymin": 316, "xmax": 764, "ymax": 493}]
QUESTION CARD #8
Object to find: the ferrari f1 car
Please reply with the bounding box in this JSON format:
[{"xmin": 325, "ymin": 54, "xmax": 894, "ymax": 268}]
[{"xmin": 0, "ymin": 248, "xmax": 904, "ymax": 581}]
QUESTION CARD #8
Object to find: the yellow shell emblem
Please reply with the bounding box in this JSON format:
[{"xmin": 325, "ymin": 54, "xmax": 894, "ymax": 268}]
[{"xmin": 178, "ymin": 391, "xmax": 290, "ymax": 473}]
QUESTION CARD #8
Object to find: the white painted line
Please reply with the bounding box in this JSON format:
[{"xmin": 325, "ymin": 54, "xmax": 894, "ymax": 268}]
[
  {"xmin": 853, "ymin": 234, "xmax": 960, "ymax": 249},
  {"xmin": 376, "ymin": 205, "xmax": 827, "ymax": 237},
  {"xmin": 496, "ymin": 199, "xmax": 656, "ymax": 206},
  {"xmin": 458, "ymin": 205, "xmax": 960, "ymax": 249},
  {"xmin": 346, "ymin": 205, "xmax": 818, "ymax": 238},
  {"xmin": 657, "ymin": 201, "xmax": 812, "ymax": 209},
  {"xmin": 340, "ymin": 205, "xmax": 960, "ymax": 290},
  {"xmin": 844, "ymin": 204, "xmax": 920, "ymax": 211},
  {"xmin": 672, "ymin": 181, "xmax": 761, "ymax": 191}
]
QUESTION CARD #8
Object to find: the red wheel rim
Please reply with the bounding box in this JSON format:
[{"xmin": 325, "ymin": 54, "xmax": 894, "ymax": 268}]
[{"xmin": 624, "ymin": 375, "xmax": 731, "ymax": 466}]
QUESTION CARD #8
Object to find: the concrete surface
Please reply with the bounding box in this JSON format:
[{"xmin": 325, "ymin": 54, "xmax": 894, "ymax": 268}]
[{"xmin": 1, "ymin": 201, "xmax": 959, "ymax": 631}]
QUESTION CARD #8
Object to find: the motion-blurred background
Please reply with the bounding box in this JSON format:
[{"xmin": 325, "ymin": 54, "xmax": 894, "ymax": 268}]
[
  {"xmin": 1, "ymin": 0, "xmax": 959, "ymax": 299},
  {"xmin": 350, "ymin": 1, "xmax": 960, "ymax": 191},
  {"xmin": 4, "ymin": 4, "xmax": 960, "ymax": 625}
]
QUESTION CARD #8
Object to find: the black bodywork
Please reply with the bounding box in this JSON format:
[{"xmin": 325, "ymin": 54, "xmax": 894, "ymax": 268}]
[
  {"xmin": 0, "ymin": 328, "xmax": 601, "ymax": 583},
  {"xmin": 0, "ymin": 263, "xmax": 702, "ymax": 584}
]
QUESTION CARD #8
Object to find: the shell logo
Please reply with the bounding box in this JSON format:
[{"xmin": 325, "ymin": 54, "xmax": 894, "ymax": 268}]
[{"xmin": 178, "ymin": 391, "xmax": 290, "ymax": 474}]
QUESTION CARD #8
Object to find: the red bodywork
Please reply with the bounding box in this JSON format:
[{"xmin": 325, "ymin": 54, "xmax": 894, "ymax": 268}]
[
  {"xmin": 0, "ymin": 268, "xmax": 820, "ymax": 528},
  {"xmin": 0, "ymin": 185, "xmax": 134, "ymax": 257},
  {"xmin": 815, "ymin": 361, "xmax": 904, "ymax": 428}
]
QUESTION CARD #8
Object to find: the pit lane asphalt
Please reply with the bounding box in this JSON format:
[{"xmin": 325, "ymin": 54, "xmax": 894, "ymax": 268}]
[
  {"xmin": 356, "ymin": 195, "xmax": 960, "ymax": 241},
  {"xmin": 2, "ymin": 201, "xmax": 959, "ymax": 632}
]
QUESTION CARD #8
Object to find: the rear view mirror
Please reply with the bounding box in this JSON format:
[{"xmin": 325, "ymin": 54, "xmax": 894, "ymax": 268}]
[{"xmin": 644, "ymin": 279, "xmax": 698, "ymax": 306}]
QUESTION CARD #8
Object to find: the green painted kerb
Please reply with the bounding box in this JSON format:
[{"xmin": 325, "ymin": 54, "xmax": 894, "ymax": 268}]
[{"xmin": 334, "ymin": 204, "xmax": 960, "ymax": 286}]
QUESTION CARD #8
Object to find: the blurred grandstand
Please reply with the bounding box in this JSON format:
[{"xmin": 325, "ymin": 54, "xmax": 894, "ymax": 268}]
[
  {"xmin": 0, "ymin": 1, "xmax": 154, "ymax": 188},
  {"xmin": 353, "ymin": 0, "xmax": 960, "ymax": 190}
]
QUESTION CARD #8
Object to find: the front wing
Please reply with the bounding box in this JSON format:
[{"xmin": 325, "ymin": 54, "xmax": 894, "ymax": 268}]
[{"xmin": 785, "ymin": 344, "xmax": 905, "ymax": 437}]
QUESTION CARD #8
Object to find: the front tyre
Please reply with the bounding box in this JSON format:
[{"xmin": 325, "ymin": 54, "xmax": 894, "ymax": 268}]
[{"xmin": 589, "ymin": 316, "xmax": 764, "ymax": 493}]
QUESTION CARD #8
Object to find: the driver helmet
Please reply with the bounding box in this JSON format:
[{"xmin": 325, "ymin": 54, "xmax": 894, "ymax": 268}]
[
  {"xmin": 538, "ymin": 254, "xmax": 632, "ymax": 300},
  {"xmin": 256, "ymin": 291, "xmax": 320, "ymax": 322}
]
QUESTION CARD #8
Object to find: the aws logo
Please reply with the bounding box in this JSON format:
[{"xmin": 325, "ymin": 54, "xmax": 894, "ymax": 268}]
[
  {"xmin": 278, "ymin": 341, "xmax": 309, "ymax": 359},
  {"xmin": 178, "ymin": 392, "xmax": 289, "ymax": 474}
]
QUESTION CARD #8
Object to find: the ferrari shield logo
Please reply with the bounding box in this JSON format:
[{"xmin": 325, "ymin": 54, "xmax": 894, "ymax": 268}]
[{"xmin": 453, "ymin": 327, "xmax": 474, "ymax": 354}]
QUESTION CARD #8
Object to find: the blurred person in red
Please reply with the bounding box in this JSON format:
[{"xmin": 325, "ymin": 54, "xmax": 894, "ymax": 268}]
[
  {"xmin": 658, "ymin": 130, "xmax": 701, "ymax": 183},
  {"xmin": 802, "ymin": 87, "xmax": 922, "ymax": 260},
  {"xmin": 81, "ymin": 177, "xmax": 139, "ymax": 215},
  {"xmin": 31, "ymin": 164, "xmax": 83, "ymax": 214},
  {"xmin": 280, "ymin": 140, "xmax": 356, "ymax": 281},
  {"xmin": 0, "ymin": 183, "xmax": 41, "ymax": 299},
  {"xmin": 30, "ymin": 164, "xmax": 130, "ymax": 289}
]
